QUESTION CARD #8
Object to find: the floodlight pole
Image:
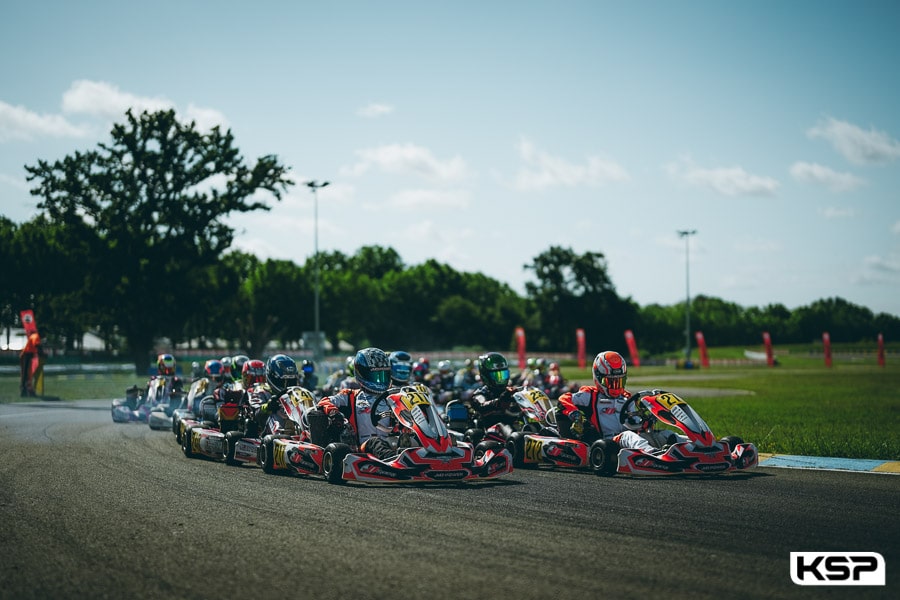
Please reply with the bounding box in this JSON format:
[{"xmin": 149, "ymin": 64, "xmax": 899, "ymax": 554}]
[
  {"xmin": 306, "ymin": 180, "xmax": 330, "ymax": 363},
  {"xmin": 678, "ymin": 229, "xmax": 697, "ymax": 363}
]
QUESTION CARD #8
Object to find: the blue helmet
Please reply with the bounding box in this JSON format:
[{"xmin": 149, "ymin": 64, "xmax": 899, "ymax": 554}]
[
  {"xmin": 389, "ymin": 350, "xmax": 412, "ymax": 385},
  {"xmin": 266, "ymin": 354, "xmax": 300, "ymax": 394},
  {"xmin": 354, "ymin": 348, "xmax": 391, "ymax": 394}
]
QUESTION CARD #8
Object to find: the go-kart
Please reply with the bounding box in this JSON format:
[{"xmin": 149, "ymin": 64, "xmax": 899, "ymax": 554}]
[
  {"xmin": 112, "ymin": 378, "xmax": 181, "ymax": 424},
  {"xmin": 172, "ymin": 378, "xmax": 214, "ymax": 444},
  {"xmin": 506, "ymin": 389, "xmax": 758, "ymax": 476},
  {"xmin": 181, "ymin": 389, "xmax": 244, "ymax": 461},
  {"xmin": 111, "ymin": 385, "xmax": 151, "ymax": 423},
  {"xmin": 146, "ymin": 379, "xmax": 186, "ymax": 430},
  {"xmin": 223, "ymin": 386, "xmax": 315, "ymax": 468},
  {"xmin": 457, "ymin": 386, "xmax": 559, "ymax": 452},
  {"xmin": 257, "ymin": 384, "xmax": 513, "ymax": 485}
]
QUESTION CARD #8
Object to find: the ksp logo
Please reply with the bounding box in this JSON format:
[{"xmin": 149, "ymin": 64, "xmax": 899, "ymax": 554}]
[{"xmin": 790, "ymin": 552, "xmax": 885, "ymax": 586}]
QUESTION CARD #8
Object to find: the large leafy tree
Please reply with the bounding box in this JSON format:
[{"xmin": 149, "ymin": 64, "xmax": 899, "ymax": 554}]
[
  {"xmin": 524, "ymin": 246, "xmax": 636, "ymax": 353},
  {"xmin": 25, "ymin": 109, "xmax": 294, "ymax": 372}
]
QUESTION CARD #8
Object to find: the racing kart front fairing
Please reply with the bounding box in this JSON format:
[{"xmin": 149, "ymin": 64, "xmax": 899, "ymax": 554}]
[
  {"xmin": 508, "ymin": 390, "xmax": 757, "ymax": 476},
  {"xmin": 614, "ymin": 391, "xmax": 758, "ymax": 475},
  {"xmin": 263, "ymin": 384, "xmax": 513, "ymax": 484},
  {"xmin": 340, "ymin": 384, "xmax": 513, "ymax": 484}
]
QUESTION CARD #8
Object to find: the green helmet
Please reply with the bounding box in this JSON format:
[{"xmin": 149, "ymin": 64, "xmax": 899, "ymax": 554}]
[{"xmin": 478, "ymin": 352, "xmax": 510, "ymax": 392}]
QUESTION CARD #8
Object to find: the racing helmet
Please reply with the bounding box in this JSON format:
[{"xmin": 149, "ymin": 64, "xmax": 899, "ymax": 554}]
[
  {"xmin": 220, "ymin": 356, "xmax": 232, "ymax": 380},
  {"xmin": 301, "ymin": 359, "xmax": 315, "ymax": 376},
  {"xmin": 230, "ymin": 355, "xmax": 250, "ymax": 382},
  {"xmin": 266, "ymin": 354, "xmax": 300, "ymax": 395},
  {"xmin": 204, "ymin": 359, "xmax": 226, "ymax": 384},
  {"xmin": 389, "ymin": 350, "xmax": 412, "ymax": 385},
  {"xmin": 593, "ymin": 351, "xmax": 627, "ymax": 398},
  {"xmin": 438, "ymin": 360, "xmax": 452, "ymax": 376},
  {"xmin": 411, "ymin": 361, "xmax": 427, "ymax": 382},
  {"xmin": 354, "ymin": 347, "xmax": 391, "ymax": 394},
  {"xmin": 478, "ymin": 352, "xmax": 510, "ymax": 393},
  {"xmin": 242, "ymin": 359, "xmax": 266, "ymax": 388},
  {"xmin": 157, "ymin": 353, "xmax": 176, "ymax": 376}
]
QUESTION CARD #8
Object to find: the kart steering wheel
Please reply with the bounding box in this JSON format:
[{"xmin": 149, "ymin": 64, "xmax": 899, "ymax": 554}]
[
  {"xmin": 370, "ymin": 394, "xmax": 396, "ymax": 431},
  {"xmin": 619, "ymin": 393, "xmax": 649, "ymax": 429}
]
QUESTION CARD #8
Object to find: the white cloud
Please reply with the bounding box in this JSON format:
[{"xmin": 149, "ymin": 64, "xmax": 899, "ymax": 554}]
[
  {"xmin": 666, "ymin": 157, "xmax": 779, "ymax": 197},
  {"xmin": 790, "ymin": 161, "xmax": 865, "ymax": 192},
  {"xmin": 512, "ymin": 137, "xmax": 629, "ymax": 191},
  {"xmin": 892, "ymin": 221, "xmax": 900, "ymax": 235},
  {"xmin": 340, "ymin": 143, "xmax": 469, "ymax": 182},
  {"xmin": 184, "ymin": 104, "xmax": 230, "ymax": 130},
  {"xmin": 0, "ymin": 100, "xmax": 91, "ymax": 141},
  {"xmin": 388, "ymin": 188, "xmax": 470, "ymax": 210},
  {"xmin": 820, "ymin": 206, "xmax": 856, "ymax": 219},
  {"xmin": 62, "ymin": 80, "xmax": 173, "ymax": 119},
  {"xmin": 60, "ymin": 80, "xmax": 227, "ymax": 131},
  {"xmin": 807, "ymin": 117, "xmax": 900, "ymax": 165},
  {"xmin": 357, "ymin": 103, "xmax": 393, "ymax": 118}
]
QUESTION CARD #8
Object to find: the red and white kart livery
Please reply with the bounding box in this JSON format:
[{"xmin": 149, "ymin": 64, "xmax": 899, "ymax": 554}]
[
  {"xmin": 258, "ymin": 384, "xmax": 514, "ymax": 485},
  {"xmin": 508, "ymin": 390, "xmax": 757, "ymax": 476},
  {"xmin": 224, "ymin": 386, "xmax": 315, "ymax": 467}
]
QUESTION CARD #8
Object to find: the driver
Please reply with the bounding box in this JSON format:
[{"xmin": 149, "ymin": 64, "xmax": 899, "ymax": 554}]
[
  {"xmin": 316, "ymin": 347, "xmax": 395, "ymax": 460},
  {"xmin": 470, "ymin": 352, "xmax": 520, "ymax": 440},
  {"xmin": 556, "ymin": 350, "xmax": 671, "ymax": 452}
]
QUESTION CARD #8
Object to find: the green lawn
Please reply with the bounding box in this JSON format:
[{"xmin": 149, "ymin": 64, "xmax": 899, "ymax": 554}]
[{"xmin": 3, "ymin": 352, "xmax": 898, "ymax": 461}]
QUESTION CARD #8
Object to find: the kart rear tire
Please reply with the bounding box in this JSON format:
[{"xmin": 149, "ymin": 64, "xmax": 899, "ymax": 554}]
[
  {"xmin": 323, "ymin": 443, "xmax": 351, "ymax": 485},
  {"xmin": 589, "ymin": 439, "xmax": 618, "ymax": 476},
  {"xmin": 464, "ymin": 428, "xmax": 484, "ymax": 446},
  {"xmin": 259, "ymin": 435, "xmax": 276, "ymax": 474},
  {"xmin": 224, "ymin": 430, "xmax": 242, "ymax": 466},
  {"xmin": 182, "ymin": 427, "xmax": 194, "ymax": 458}
]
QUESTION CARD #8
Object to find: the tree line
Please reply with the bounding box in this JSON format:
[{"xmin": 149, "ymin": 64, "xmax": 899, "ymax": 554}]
[{"xmin": 2, "ymin": 109, "xmax": 896, "ymax": 372}]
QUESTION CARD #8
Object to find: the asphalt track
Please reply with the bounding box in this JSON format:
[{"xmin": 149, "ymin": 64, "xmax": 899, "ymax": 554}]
[{"xmin": 0, "ymin": 400, "xmax": 896, "ymax": 600}]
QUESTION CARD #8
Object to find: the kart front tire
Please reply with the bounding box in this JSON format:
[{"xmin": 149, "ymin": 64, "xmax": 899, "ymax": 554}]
[
  {"xmin": 589, "ymin": 439, "xmax": 618, "ymax": 476},
  {"xmin": 719, "ymin": 435, "xmax": 744, "ymax": 450},
  {"xmin": 464, "ymin": 428, "xmax": 484, "ymax": 446},
  {"xmin": 182, "ymin": 427, "xmax": 194, "ymax": 458},
  {"xmin": 323, "ymin": 443, "xmax": 351, "ymax": 485},
  {"xmin": 259, "ymin": 435, "xmax": 276, "ymax": 474},
  {"xmin": 224, "ymin": 431, "xmax": 241, "ymax": 466},
  {"xmin": 474, "ymin": 440, "xmax": 502, "ymax": 460},
  {"xmin": 506, "ymin": 432, "xmax": 529, "ymax": 469}
]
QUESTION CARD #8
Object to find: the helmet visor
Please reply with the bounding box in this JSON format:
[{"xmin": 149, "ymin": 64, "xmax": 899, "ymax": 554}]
[
  {"xmin": 601, "ymin": 376, "xmax": 626, "ymax": 392},
  {"xmin": 392, "ymin": 364, "xmax": 411, "ymax": 382},
  {"xmin": 368, "ymin": 368, "xmax": 391, "ymax": 391},
  {"xmin": 487, "ymin": 368, "xmax": 510, "ymax": 387}
]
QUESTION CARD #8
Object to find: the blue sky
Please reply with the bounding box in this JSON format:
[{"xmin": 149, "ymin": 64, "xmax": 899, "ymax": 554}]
[{"xmin": 2, "ymin": 1, "xmax": 899, "ymax": 321}]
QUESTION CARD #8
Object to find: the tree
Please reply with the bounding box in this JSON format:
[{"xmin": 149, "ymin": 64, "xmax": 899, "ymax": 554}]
[
  {"xmin": 524, "ymin": 246, "xmax": 635, "ymax": 352},
  {"xmin": 25, "ymin": 109, "xmax": 294, "ymax": 373}
]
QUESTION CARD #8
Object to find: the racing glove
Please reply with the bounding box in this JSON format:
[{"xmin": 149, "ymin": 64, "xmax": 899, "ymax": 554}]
[
  {"xmin": 568, "ymin": 410, "xmax": 585, "ymax": 436},
  {"xmin": 317, "ymin": 399, "xmax": 339, "ymax": 416}
]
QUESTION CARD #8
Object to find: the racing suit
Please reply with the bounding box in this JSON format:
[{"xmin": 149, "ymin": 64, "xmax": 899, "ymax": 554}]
[
  {"xmin": 470, "ymin": 384, "xmax": 520, "ymax": 440},
  {"xmin": 316, "ymin": 388, "xmax": 394, "ymax": 459},
  {"xmin": 557, "ymin": 385, "xmax": 671, "ymax": 452}
]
